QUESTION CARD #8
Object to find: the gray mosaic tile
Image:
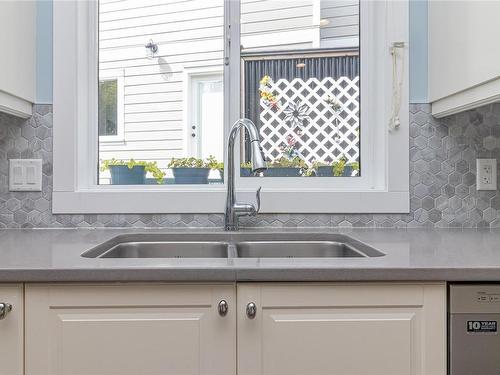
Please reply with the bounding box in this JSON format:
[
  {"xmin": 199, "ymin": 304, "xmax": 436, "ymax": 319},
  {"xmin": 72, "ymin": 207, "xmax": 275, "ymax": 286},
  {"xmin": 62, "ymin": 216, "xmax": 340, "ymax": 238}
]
[{"xmin": 0, "ymin": 103, "xmax": 500, "ymax": 228}]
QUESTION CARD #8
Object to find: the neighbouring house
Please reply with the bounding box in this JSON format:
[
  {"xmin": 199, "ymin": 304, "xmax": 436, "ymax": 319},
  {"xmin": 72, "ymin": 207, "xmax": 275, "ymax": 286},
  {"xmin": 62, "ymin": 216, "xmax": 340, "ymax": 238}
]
[{"xmin": 98, "ymin": 0, "xmax": 359, "ymax": 183}]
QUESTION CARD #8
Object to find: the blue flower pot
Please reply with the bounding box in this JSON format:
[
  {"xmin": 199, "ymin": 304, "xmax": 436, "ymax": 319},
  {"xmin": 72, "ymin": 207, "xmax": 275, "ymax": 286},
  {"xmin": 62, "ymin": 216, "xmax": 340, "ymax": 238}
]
[
  {"xmin": 240, "ymin": 167, "xmax": 253, "ymax": 177},
  {"xmin": 316, "ymin": 166, "xmax": 334, "ymax": 177},
  {"xmin": 315, "ymin": 165, "xmax": 354, "ymax": 177},
  {"xmin": 109, "ymin": 165, "xmax": 146, "ymax": 185},
  {"xmin": 263, "ymin": 167, "xmax": 302, "ymax": 177},
  {"xmin": 343, "ymin": 166, "xmax": 353, "ymax": 177},
  {"xmin": 172, "ymin": 168, "xmax": 210, "ymax": 184}
]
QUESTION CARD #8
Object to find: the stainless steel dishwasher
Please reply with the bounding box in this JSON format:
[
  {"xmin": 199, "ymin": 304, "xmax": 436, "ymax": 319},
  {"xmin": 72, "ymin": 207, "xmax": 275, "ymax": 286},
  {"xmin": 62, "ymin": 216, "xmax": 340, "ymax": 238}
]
[{"xmin": 450, "ymin": 284, "xmax": 500, "ymax": 375}]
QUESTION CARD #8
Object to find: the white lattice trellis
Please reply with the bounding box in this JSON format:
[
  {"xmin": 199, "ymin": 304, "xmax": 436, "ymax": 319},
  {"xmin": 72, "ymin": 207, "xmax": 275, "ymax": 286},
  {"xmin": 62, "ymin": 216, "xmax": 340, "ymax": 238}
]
[{"xmin": 259, "ymin": 76, "xmax": 360, "ymax": 165}]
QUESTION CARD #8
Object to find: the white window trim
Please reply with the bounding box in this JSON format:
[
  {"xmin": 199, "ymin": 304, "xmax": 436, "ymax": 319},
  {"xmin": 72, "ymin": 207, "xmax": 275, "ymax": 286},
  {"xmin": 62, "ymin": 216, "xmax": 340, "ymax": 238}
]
[
  {"xmin": 98, "ymin": 69, "xmax": 125, "ymax": 144},
  {"xmin": 52, "ymin": 0, "xmax": 409, "ymax": 214}
]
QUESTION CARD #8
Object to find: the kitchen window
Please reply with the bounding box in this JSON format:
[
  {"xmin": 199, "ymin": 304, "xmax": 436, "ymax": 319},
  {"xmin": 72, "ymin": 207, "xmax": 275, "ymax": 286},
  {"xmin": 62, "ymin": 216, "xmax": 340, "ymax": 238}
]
[{"xmin": 52, "ymin": 0, "xmax": 409, "ymax": 213}]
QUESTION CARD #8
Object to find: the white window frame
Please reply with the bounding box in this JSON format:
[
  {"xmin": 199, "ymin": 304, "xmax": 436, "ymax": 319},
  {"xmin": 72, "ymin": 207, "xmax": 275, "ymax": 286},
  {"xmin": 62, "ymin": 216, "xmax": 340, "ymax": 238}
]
[
  {"xmin": 98, "ymin": 69, "xmax": 125, "ymax": 143},
  {"xmin": 52, "ymin": 0, "xmax": 409, "ymax": 214}
]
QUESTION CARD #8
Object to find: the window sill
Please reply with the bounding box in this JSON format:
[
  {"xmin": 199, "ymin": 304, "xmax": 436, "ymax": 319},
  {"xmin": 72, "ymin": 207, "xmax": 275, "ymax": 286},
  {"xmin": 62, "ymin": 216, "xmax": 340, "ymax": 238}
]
[{"xmin": 52, "ymin": 189, "xmax": 409, "ymax": 214}]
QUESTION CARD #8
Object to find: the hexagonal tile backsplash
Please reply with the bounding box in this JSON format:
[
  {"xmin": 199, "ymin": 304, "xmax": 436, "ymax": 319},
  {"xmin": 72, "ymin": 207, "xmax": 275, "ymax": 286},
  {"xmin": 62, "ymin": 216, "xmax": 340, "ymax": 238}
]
[{"xmin": 1, "ymin": 103, "xmax": 500, "ymax": 228}]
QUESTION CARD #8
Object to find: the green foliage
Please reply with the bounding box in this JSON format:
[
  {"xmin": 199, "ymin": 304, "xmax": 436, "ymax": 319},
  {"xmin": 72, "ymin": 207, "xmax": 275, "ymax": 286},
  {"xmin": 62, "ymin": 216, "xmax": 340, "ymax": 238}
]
[
  {"xmin": 168, "ymin": 155, "xmax": 223, "ymax": 170},
  {"xmin": 268, "ymin": 157, "xmax": 307, "ymax": 169},
  {"xmin": 333, "ymin": 156, "xmax": 347, "ymax": 177},
  {"xmin": 348, "ymin": 161, "xmax": 359, "ymax": 172},
  {"xmin": 205, "ymin": 155, "xmax": 224, "ymax": 171},
  {"xmin": 100, "ymin": 159, "xmax": 166, "ymax": 184},
  {"xmin": 304, "ymin": 161, "xmax": 331, "ymax": 176}
]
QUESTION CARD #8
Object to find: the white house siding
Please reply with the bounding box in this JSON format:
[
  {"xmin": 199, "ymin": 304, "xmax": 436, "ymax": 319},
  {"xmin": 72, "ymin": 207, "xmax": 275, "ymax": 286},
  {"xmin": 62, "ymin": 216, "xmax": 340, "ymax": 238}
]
[
  {"xmin": 98, "ymin": 0, "xmax": 359, "ymax": 182},
  {"xmin": 320, "ymin": 0, "xmax": 359, "ymax": 48},
  {"xmin": 98, "ymin": 0, "xmax": 225, "ymax": 181},
  {"xmin": 241, "ymin": 0, "xmax": 315, "ymax": 52}
]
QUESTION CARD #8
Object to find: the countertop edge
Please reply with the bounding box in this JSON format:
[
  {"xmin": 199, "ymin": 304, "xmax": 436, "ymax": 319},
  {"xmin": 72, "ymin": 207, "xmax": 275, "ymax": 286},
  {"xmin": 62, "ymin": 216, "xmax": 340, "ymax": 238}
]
[{"xmin": 1, "ymin": 267, "xmax": 499, "ymax": 283}]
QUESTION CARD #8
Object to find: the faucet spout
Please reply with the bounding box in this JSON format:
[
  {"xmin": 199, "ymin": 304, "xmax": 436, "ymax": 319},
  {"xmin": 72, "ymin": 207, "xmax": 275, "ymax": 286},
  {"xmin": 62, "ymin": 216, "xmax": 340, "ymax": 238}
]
[{"xmin": 225, "ymin": 119, "xmax": 267, "ymax": 231}]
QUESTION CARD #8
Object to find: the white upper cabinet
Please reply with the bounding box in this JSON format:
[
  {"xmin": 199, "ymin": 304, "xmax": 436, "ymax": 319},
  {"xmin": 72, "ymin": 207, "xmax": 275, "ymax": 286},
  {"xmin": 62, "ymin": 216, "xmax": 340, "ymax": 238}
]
[
  {"xmin": 0, "ymin": 0, "xmax": 36, "ymax": 118},
  {"xmin": 429, "ymin": 1, "xmax": 500, "ymax": 117}
]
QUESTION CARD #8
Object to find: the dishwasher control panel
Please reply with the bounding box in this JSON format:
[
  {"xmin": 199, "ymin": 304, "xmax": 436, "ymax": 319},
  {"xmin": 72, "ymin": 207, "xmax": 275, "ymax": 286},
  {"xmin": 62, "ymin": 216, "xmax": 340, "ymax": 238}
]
[
  {"xmin": 476, "ymin": 292, "xmax": 500, "ymax": 303},
  {"xmin": 451, "ymin": 284, "xmax": 500, "ymax": 313}
]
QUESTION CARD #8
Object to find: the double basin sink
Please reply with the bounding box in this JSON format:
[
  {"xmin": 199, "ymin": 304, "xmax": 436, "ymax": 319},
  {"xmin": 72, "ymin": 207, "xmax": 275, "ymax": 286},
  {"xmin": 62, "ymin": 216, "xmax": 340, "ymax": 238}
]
[{"xmin": 82, "ymin": 233, "xmax": 385, "ymax": 259}]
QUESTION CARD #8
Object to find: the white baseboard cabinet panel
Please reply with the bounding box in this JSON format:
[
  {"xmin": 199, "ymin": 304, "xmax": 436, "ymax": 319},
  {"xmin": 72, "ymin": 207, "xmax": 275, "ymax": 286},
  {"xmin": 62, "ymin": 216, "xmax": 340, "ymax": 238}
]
[
  {"xmin": 237, "ymin": 283, "xmax": 446, "ymax": 375},
  {"xmin": 0, "ymin": 284, "xmax": 23, "ymax": 375},
  {"xmin": 25, "ymin": 283, "xmax": 236, "ymax": 375}
]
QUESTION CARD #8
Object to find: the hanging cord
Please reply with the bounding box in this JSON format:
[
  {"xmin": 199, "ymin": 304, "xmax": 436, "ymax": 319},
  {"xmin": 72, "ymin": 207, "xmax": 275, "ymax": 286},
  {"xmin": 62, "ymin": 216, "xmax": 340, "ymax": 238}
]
[{"xmin": 389, "ymin": 42, "xmax": 405, "ymax": 132}]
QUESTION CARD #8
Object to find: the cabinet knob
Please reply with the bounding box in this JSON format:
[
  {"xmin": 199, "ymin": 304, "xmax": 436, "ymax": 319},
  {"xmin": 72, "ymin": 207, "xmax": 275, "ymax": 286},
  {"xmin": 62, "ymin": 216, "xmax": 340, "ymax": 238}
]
[
  {"xmin": 218, "ymin": 300, "xmax": 228, "ymax": 317},
  {"xmin": 0, "ymin": 303, "xmax": 12, "ymax": 320},
  {"xmin": 246, "ymin": 302, "xmax": 257, "ymax": 319}
]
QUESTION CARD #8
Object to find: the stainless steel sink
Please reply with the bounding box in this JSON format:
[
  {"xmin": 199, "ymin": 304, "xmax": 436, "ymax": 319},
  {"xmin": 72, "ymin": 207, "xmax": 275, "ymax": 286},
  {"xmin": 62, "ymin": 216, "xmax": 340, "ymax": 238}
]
[
  {"xmin": 97, "ymin": 242, "xmax": 228, "ymax": 258},
  {"xmin": 81, "ymin": 233, "xmax": 385, "ymax": 259},
  {"xmin": 81, "ymin": 234, "xmax": 230, "ymax": 258},
  {"xmin": 236, "ymin": 241, "xmax": 367, "ymax": 258}
]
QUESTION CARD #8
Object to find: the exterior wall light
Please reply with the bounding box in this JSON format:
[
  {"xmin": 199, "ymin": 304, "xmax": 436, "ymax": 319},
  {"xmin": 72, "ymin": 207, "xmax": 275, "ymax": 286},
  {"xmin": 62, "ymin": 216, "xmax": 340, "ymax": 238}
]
[{"xmin": 145, "ymin": 39, "xmax": 159, "ymax": 59}]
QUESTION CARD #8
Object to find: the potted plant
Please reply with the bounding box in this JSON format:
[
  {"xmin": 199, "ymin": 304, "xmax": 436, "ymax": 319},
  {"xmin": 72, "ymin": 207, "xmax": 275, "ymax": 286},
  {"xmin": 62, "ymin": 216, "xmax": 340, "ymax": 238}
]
[
  {"xmin": 208, "ymin": 157, "xmax": 224, "ymax": 182},
  {"xmin": 264, "ymin": 156, "xmax": 307, "ymax": 177},
  {"xmin": 168, "ymin": 155, "xmax": 222, "ymax": 184},
  {"xmin": 347, "ymin": 161, "xmax": 360, "ymax": 177},
  {"xmin": 240, "ymin": 161, "xmax": 253, "ymax": 177},
  {"xmin": 308, "ymin": 161, "xmax": 334, "ymax": 177},
  {"xmin": 100, "ymin": 159, "xmax": 165, "ymax": 185}
]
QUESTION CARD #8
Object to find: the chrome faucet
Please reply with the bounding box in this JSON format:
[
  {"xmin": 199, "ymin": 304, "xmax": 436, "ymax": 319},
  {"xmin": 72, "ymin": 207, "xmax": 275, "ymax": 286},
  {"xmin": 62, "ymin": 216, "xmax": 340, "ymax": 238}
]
[{"xmin": 225, "ymin": 119, "xmax": 267, "ymax": 231}]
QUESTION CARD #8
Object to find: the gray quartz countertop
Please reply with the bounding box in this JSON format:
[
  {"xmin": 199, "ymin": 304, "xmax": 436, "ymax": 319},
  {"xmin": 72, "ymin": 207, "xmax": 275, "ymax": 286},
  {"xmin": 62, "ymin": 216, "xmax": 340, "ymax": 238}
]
[{"xmin": 0, "ymin": 227, "xmax": 499, "ymax": 282}]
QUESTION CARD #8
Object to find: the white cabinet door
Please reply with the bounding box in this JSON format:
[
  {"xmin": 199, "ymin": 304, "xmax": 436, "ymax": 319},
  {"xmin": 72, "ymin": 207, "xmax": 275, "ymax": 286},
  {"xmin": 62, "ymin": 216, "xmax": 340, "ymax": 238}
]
[
  {"xmin": 238, "ymin": 283, "xmax": 446, "ymax": 375},
  {"xmin": 26, "ymin": 283, "xmax": 236, "ymax": 375},
  {"xmin": 0, "ymin": 284, "xmax": 23, "ymax": 375}
]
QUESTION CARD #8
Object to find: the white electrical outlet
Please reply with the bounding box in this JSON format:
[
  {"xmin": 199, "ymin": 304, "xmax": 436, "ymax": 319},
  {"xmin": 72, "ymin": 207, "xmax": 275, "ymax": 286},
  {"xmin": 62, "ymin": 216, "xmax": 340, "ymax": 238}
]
[{"xmin": 476, "ymin": 159, "xmax": 497, "ymax": 190}]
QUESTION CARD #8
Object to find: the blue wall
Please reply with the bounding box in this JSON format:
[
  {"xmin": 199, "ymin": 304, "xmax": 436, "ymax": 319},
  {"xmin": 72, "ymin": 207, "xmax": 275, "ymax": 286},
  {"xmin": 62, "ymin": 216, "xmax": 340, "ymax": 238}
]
[
  {"xmin": 35, "ymin": 0, "xmax": 428, "ymax": 104},
  {"xmin": 36, "ymin": 0, "xmax": 53, "ymax": 104},
  {"xmin": 409, "ymin": 0, "xmax": 428, "ymax": 103}
]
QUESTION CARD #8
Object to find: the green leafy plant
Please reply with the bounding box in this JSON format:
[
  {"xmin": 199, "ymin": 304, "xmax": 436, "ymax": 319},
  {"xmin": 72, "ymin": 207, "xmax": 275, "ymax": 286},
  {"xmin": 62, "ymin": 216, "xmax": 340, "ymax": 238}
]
[
  {"xmin": 268, "ymin": 157, "xmax": 308, "ymax": 169},
  {"xmin": 333, "ymin": 155, "xmax": 348, "ymax": 177},
  {"xmin": 348, "ymin": 161, "xmax": 359, "ymax": 171},
  {"xmin": 305, "ymin": 161, "xmax": 331, "ymax": 176},
  {"xmin": 240, "ymin": 161, "xmax": 252, "ymax": 169},
  {"xmin": 206, "ymin": 155, "xmax": 224, "ymax": 172},
  {"xmin": 168, "ymin": 155, "xmax": 223, "ymax": 170},
  {"xmin": 347, "ymin": 161, "xmax": 360, "ymax": 176},
  {"xmin": 100, "ymin": 159, "xmax": 166, "ymax": 184}
]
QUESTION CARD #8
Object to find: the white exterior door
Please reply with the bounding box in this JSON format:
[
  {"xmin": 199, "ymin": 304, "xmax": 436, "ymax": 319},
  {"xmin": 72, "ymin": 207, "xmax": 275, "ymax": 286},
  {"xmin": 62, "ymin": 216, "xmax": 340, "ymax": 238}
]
[
  {"xmin": 26, "ymin": 283, "xmax": 236, "ymax": 375},
  {"xmin": 0, "ymin": 284, "xmax": 23, "ymax": 375},
  {"xmin": 189, "ymin": 74, "xmax": 224, "ymax": 161},
  {"xmin": 237, "ymin": 283, "xmax": 446, "ymax": 375}
]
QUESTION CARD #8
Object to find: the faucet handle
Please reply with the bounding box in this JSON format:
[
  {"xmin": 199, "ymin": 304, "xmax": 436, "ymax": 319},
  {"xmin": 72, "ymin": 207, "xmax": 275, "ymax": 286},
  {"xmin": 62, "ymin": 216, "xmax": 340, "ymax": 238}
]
[{"xmin": 255, "ymin": 186, "xmax": 262, "ymax": 213}]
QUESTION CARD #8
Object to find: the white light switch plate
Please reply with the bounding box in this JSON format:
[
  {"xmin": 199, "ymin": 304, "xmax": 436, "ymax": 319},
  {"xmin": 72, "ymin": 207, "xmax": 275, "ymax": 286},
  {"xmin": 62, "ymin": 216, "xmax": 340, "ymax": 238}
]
[
  {"xmin": 9, "ymin": 159, "xmax": 42, "ymax": 191},
  {"xmin": 476, "ymin": 158, "xmax": 497, "ymax": 190}
]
